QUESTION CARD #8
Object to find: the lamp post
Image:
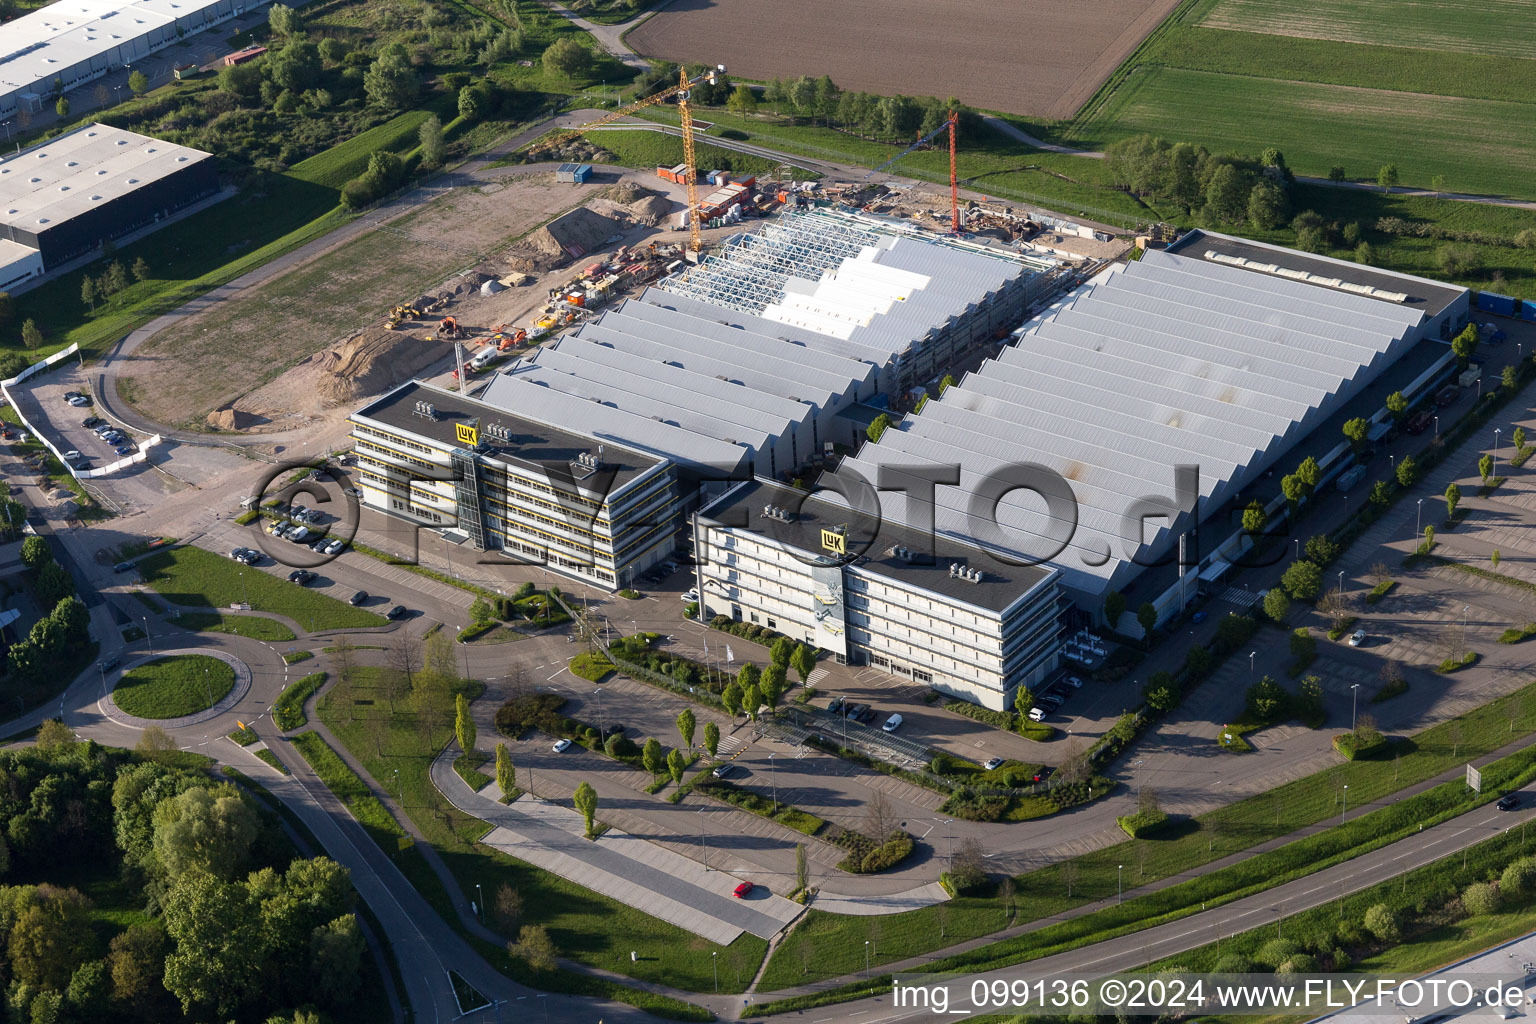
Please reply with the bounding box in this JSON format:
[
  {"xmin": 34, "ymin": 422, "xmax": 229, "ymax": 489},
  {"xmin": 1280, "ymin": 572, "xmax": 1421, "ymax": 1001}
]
[
  {"xmin": 865, "ymin": 940, "xmax": 871, "ymax": 977},
  {"xmin": 1118, "ymin": 864, "xmax": 1124, "ymax": 903},
  {"xmin": 1294, "ymin": 537, "xmax": 1300, "ymax": 559},
  {"xmin": 768, "ymin": 752, "xmax": 777, "ymax": 809},
  {"xmin": 475, "ymin": 882, "xmax": 483, "ymax": 921},
  {"xmin": 1495, "ymin": 429, "xmax": 1503, "ymax": 475},
  {"xmin": 713, "ymin": 951, "xmax": 718, "ymax": 992},
  {"xmin": 1342, "ymin": 784, "xmax": 1348, "ymax": 823},
  {"xmin": 144, "ymin": 617, "xmax": 152, "ymax": 656},
  {"xmin": 697, "ymin": 805, "xmax": 709, "ymax": 870},
  {"xmin": 593, "ymin": 687, "xmax": 604, "ymax": 726},
  {"xmin": 1248, "ymin": 651, "xmax": 1255, "ymax": 678},
  {"xmin": 1434, "ymin": 415, "xmax": 1439, "ymax": 438},
  {"xmin": 1338, "ymin": 570, "xmax": 1344, "ymax": 597},
  {"xmin": 1416, "ymin": 498, "xmax": 1423, "ymax": 539},
  {"xmin": 1463, "ymin": 604, "xmax": 1470, "ymax": 658},
  {"xmin": 1350, "ymin": 683, "xmax": 1360, "ymax": 731}
]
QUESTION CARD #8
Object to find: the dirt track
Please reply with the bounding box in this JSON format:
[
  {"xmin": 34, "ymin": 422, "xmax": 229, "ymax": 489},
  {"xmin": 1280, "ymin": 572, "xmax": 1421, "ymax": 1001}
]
[{"xmin": 625, "ymin": 0, "xmax": 1182, "ymax": 120}]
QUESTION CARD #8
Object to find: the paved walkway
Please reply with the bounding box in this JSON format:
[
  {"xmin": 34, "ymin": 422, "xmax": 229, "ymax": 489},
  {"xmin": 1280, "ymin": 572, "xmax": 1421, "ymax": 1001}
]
[
  {"xmin": 811, "ymin": 883, "xmax": 951, "ymax": 916},
  {"xmin": 431, "ymin": 747, "xmax": 805, "ymax": 943}
]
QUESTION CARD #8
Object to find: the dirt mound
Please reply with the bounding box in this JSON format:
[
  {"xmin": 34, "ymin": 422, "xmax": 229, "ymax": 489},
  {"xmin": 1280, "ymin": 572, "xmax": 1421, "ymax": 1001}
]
[
  {"xmin": 315, "ymin": 329, "xmax": 450, "ymax": 405},
  {"xmin": 206, "ymin": 407, "xmax": 257, "ymax": 431},
  {"xmin": 506, "ymin": 206, "xmax": 627, "ymax": 273},
  {"xmin": 628, "ymin": 194, "xmax": 674, "ymax": 226},
  {"xmin": 610, "ymin": 181, "xmax": 648, "ymax": 204}
]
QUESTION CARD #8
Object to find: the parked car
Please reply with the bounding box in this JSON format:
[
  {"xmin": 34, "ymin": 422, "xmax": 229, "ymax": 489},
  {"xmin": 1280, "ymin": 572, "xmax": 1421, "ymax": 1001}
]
[
  {"xmin": 348, "ymin": 591, "xmax": 368, "ymax": 606},
  {"xmin": 843, "ymin": 702, "xmax": 869, "ymax": 721},
  {"xmin": 229, "ymin": 547, "xmax": 246, "ymax": 560},
  {"xmin": 1348, "ymin": 629, "xmax": 1366, "ymax": 647},
  {"xmin": 983, "ymin": 757, "xmax": 1004, "ymax": 771},
  {"xmin": 114, "ymin": 445, "xmax": 133, "ymax": 457},
  {"xmin": 881, "ymin": 713, "xmax": 903, "ymax": 733},
  {"xmin": 661, "ymin": 562, "xmax": 679, "ymax": 575},
  {"xmin": 1066, "ymin": 676, "xmax": 1084, "ymax": 688},
  {"xmin": 287, "ymin": 569, "xmax": 316, "ymax": 585},
  {"xmin": 1406, "ymin": 410, "xmax": 1434, "ymax": 435},
  {"xmin": 67, "ymin": 396, "xmax": 89, "ymax": 407},
  {"xmin": 386, "ymin": 605, "xmax": 408, "ymax": 619},
  {"xmin": 285, "ymin": 525, "xmax": 311, "ymax": 543},
  {"xmin": 80, "ymin": 416, "xmax": 101, "ymax": 428},
  {"xmin": 1498, "ymin": 794, "xmax": 1520, "ymax": 811},
  {"xmin": 322, "ymin": 538, "xmax": 345, "ymax": 556},
  {"xmin": 711, "ymin": 763, "xmax": 739, "ymax": 779},
  {"xmin": 61, "ymin": 391, "xmax": 80, "ymax": 401},
  {"xmin": 63, "ymin": 450, "xmax": 80, "ymax": 461},
  {"xmin": 1028, "ymin": 707, "xmax": 1046, "ymax": 722},
  {"xmin": 552, "ymin": 739, "xmax": 572, "ymax": 753},
  {"xmin": 600, "ymin": 723, "xmax": 626, "ymax": 740},
  {"xmin": 732, "ymin": 882, "xmax": 754, "ymax": 899},
  {"xmin": 1435, "ymin": 385, "xmax": 1459, "ymax": 407},
  {"xmin": 1190, "ymin": 610, "xmax": 1208, "ymax": 624},
  {"xmin": 112, "ymin": 561, "xmax": 134, "ymax": 573},
  {"xmin": 681, "ymin": 589, "xmax": 699, "ymax": 603},
  {"xmin": 826, "ymin": 696, "xmax": 845, "ymax": 717}
]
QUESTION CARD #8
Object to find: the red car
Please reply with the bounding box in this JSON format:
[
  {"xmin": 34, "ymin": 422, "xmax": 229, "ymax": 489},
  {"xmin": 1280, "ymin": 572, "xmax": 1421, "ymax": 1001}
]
[{"xmin": 733, "ymin": 882, "xmax": 754, "ymax": 899}]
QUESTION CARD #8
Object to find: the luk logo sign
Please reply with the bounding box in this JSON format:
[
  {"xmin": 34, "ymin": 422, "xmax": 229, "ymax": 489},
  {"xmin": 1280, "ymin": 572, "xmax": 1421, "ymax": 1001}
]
[{"xmin": 455, "ymin": 419, "xmax": 479, "ymax": 447}]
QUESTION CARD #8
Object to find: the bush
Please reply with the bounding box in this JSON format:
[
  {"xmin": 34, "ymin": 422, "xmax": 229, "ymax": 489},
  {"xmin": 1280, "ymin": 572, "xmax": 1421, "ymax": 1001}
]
[
  {"xmin": 494, "ymin": 693, "xmax": 567, "ymax": 735},
  {"xmin": 1501, "ymin": 857, "xmax": 1536, "ymax": 899},
  {"xmin": 1254, "ymin": 938, "xmax": 1301, "ymax": 968},
  {"xmin": 837, "ymin": 831, "xmax": 914, "ymax": 873},
  {"xmin": 1462, "ymin": 881, "xmax": 1501, "ymax": 916},
  {"xmin": 1364, "ymin": 903, "xmax": 1400, "ymax": 942},
  {"xmin": 1116, "ymin": 809, "xmax": 1170, "ymax": 838}
]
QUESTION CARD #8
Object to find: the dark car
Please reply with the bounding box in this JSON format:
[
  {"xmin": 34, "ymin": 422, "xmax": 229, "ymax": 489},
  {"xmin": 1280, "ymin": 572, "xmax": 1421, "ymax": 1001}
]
[
  {"xmin": 1498, "ymin": 794, "xmax": 1520, "ymax": 811},
  {"xmin": 81, "ymin": 416, "xmax": 102, "ymax": 428},
  {"xmin": 1406, "ymin": 410, "xmax": 1434, "ymax": 435},
  {"xmin": 348, "ymin": 591, "xmax": 368, "ymax": 606},
  {"xmin": 112, "ymin": 561, "xmax": 134, "ymax": 573},
  {"xmin": 843, "ymin": 702, "xmax": 869, "ymax": 720},
  {"xmin": 1435, "ymin": 385, "xmax": 1459, "ymax": 408},
  {"xmin": 386, "ymin": 605, "xmax": 408, "ymax": 619},
  {"xmin": 287, "ymin": 569, "xmax": 316, "ymax": 585},
  {"xmin": 601, "ymin": 723, "xmax": 626, "ymax": 740},
  {"xmin": 826, "ymin": 696, "xmax": 845, "ymax": 717}
]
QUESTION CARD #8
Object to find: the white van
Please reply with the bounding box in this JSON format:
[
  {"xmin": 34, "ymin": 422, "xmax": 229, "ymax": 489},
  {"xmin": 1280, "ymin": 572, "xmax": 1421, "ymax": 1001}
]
[{"xmin": 881, "ymin": 713, "xmax": 903, "ymax": 733}]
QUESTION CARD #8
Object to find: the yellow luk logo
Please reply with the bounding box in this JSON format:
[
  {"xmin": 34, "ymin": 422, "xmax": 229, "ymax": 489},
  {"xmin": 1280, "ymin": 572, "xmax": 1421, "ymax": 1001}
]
[
  {"xmin": 820, "ymin": 528, "xmax": 846, "ymax": 554},
  {"xmin": 455, "ymin": 420, "xmax": 479, "ymax": 447}
]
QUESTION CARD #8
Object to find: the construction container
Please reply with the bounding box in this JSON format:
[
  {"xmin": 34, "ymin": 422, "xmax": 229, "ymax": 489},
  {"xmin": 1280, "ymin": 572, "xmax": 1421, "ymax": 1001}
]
[
  {"xmin": 656, "ymin": 163, "xmax": 689, "ymax": 184},
  {"xmin": 583, "ymin": 261, "xmax": 605, "ymax": 279},
  {"xmin": 565, "ymin": 292, "xmax": 585, "ymax": 307}
]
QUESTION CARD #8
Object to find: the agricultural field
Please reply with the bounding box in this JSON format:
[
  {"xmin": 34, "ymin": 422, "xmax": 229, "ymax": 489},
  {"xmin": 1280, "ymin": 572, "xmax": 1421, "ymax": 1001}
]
[
  {"xmin": 1074, "ymin": 0, "xmax": 1536, "ymax": 199},
  {"xmin": 625, "ymin": 0, "xmax": 1183, "ymax": 120},
  {"xmin": 1194, "ymin": 0, "xmax": 1536, "ymax": 59}
]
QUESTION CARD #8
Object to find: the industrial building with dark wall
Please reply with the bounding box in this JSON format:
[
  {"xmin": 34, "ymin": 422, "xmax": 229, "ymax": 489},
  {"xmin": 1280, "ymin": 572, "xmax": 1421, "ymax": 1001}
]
[{"xmin": 0, "ymin": 123, "xmax": 217, "ymax": 284}]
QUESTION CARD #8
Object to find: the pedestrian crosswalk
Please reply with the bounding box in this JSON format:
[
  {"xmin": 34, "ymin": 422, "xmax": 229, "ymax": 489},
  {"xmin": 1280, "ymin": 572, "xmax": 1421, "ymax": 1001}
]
[
  {"xmin": 716, "ymin": 733, "xmax": 748, "ymax": 757},
  {"xmin": 1215, "ymin": 585, "xmax": 1262, "ymax": 609}
]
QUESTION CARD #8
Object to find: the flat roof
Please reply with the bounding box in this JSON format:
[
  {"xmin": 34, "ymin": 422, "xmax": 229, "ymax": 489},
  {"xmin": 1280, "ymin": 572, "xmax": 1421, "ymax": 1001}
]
[
  {"xmin": 0, "ymin": 237, "xmax": 39, "ymax": 267},
  {"xmin": 0, "ymin": 123, "xmax": 211, "ymax": 231},
  {"xmin": 353, "ymin": 380, "xmax": 665, "ymax": 496},
  {"xmin": 1169, "ymin": 229, "xmax": 1466, "ymax": 319},
  {"xmin": 0, "ymin": 0, "xmax": 232, "ymax": 97},
  {"xmin": 699, "ymin": 478, "xmax": 1053, "ymax": 614}
]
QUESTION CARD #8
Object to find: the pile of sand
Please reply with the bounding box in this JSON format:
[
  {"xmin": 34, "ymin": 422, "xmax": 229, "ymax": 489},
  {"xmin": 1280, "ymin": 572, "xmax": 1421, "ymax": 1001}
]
[
  {"xmin": 628, "ymin": 194, "xmax": 674, "ymax": 226},
  {"xmin": 205, "ymin": 407, "xmax": 256, "ymax": 431},
  {"xmin": 314, "ymin": 329, "xmax": 450, "ymax": 405},
  {"xmin": 505, "ymin": 207, "xmax": 628, "ymax": 273}
]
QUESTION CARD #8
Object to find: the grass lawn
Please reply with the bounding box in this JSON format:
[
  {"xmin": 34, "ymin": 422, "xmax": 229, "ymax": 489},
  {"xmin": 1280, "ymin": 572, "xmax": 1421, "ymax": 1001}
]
[
  {"xmin": 289, "ymin": 731, "xmax": 409, "ymax": 847},
  {"xmin": 315, "ymin": 666, "xmax": 766, "ymax": 998},
  {"xmin": 274, "ymin": 671, "xmax": 329, "ymax": 732},
  {"xmin": 178, "ymin": 610, "xmax": 298, "ymax": 642},
  {"xmin": 140, "ymin": 546, "xmax": 386, "ymax": 631},
  {"xmin": 757, "ymin": 678, "xmax": 1536, "ymax": 989},
  {"xmin": 112, "ymin": 655, "xmax": 235, "ymax": 719},
  {"xmin": 1194, "ymin": 0, "xmax": 1536, "ymax": 59}
]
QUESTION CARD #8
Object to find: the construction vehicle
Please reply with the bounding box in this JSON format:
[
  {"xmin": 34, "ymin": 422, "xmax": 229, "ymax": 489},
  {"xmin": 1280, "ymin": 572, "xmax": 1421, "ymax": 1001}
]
[
  {"xmin": 439, "ymin": 316, "xmax": 462, "ymax": 339},
  {"xmin": 530, "ymin": 63, "xmax": 724, "ymax": 254},
  {"xmin": 498, "ymin": 329, "xmax": 527, "ymax": 351},
  {"xmin": 867, "ymin": 110, "xmax": 961, "ymax": 234}
]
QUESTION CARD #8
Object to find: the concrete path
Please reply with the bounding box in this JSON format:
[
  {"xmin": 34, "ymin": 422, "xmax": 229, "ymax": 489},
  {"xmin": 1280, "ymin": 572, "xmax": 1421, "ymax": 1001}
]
[
  {"xmin": 431, "ymin": 747, "xmax": 805, "ymax": 943},
  {"xmin": 811, "ymin": 882, "xmax": 951, "ymax": 916},
  {"xmin": 533, "ymin": 0, "xmax": 656, "ymax": 68}
]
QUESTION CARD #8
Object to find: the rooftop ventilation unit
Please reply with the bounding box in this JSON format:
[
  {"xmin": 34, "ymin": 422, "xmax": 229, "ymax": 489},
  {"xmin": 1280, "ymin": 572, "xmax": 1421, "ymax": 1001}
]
[
  {"xmin": 483, "ymin": 423, "xmax": 512, "ymax": 443},
  {"xmin": 413, "ymin": 401, "xmax": 437, "ymax": 420},
  {"xmin": 571, "ymin": 448, "xmax": 606, "ymax": 480},
  {"xmin": 760, "ymin": 504, "xmax": 793, "ymax": 522}
]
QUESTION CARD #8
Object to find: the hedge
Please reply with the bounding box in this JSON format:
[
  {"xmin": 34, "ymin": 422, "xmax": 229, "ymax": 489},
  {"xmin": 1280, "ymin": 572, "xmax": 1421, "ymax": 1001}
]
[
  {"xmin": 835, "ymin": 830, "xmax": 914, "ymax": 873},
  {"xmin": 1117, "ymin": 809, "xmax": 1171, "ymax": 838}
]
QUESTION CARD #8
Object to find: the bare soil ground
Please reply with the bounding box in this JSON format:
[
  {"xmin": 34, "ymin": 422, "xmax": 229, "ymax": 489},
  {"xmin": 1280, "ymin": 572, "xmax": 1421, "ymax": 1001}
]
[
  {"xmin": 119, "ymin": 170, "xmax": 675, "ymax": 433},
  {"xmin": 625, "ymin": 0, "xmax": 1183, "ymax": 120}
]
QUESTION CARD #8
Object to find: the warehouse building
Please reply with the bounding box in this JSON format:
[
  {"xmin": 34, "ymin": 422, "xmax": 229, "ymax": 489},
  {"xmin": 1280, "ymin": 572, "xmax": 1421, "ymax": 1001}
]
[
  {"xmin": 693, "ymin": 478, "xmax": 1064, "ymax": 710},
  {"xmin": 350, "ymin": 380, "xmax": 683, "ymax": 588},
  {"xmin": 0, "ymin": 0, "xmax": 248, "ymax": 119},
  {"xmin": 0, "ymin": 123, "xmax": 216, "ymax": 279}
]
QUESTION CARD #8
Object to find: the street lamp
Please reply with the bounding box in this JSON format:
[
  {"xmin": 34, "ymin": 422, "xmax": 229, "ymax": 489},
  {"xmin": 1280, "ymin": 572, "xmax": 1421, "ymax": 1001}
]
[
  {"xmin": 713, "ymin": 951, "xmax": 718, "ymax": 992},
  {"xmin": 768, "ymin": 752, "xmax": 777, "ymax": 809},
  {"xmin": 1338, "ymin": 570, "xmax": 1344, "ymax": 597},
  {"xmin": 1434, "ymin": 415, "xmax": 1439, "ymax": 438},
  {"xmin": 475, "ymin": 882, "xmax": 483, "ymax": 921},
  {"xmin": 1248, "ymin": 651, "xmax": 1255, "ymax": 678},
  {"xmin": 144, "ymin": 616, "xmax": 152, "ymax": 656},
  {"xmin": 865, "ymin": 940, "xmax": 871, "ymax": 977},
  {"xmin": 697, "ymin": 805, "xmax": 709, "ymax": 870},
  {"xmin": 1416, "ymin": 498, "xmax": 1423, "ymax": 539},
  {"xmin": 1342, "ymin": 784, "xmax": 1349, "ymax": 823},
  {"xmin": 1350, "ymin": 683, "xmax": 1360, "ymax": 731},
  {"xmin": 1117, "ymin": 864, "xmax": 1124, "ymax": 903},
  {"xmin": 1463, "ymin": 604, "xmax": 1470, "ymax": 658},
  {"xmin": 593, "ymin": 687, "xmax": 604, "ymax": 725},
  {"xmin": 1293, "ymin": 538, "xmax": 1300, "ymax": 559},
  {"xmin": 1495, "ymin": 429, "xmax": 1503, "ymax": 474}
]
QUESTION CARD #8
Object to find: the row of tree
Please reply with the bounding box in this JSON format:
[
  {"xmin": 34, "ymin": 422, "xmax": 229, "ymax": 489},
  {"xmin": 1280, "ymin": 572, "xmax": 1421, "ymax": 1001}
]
[
  {"xmin": 80, "ymin": 257, "xmax": 151, "ymax": 312},
  {"xmin": 6, "ymin": 538, "xmax": 87, "ymax": 685}
]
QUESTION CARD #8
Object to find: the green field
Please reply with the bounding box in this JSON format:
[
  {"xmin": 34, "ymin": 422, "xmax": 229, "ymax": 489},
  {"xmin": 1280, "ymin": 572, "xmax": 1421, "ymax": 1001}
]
[
  {"xmin": 139, "ymin": 546, "xmax": 387, "ymax": 631},
  {"xmin": 1195, "ymin": 0, "xmax": 1536, "ymax": 59},
  {"xmin": 114, "ymin": 655, "xmax": 235, "ymax": 719},
  {"xmin": 1077, "ymin": 67, "xmax": 1536, "ymax": 199}
]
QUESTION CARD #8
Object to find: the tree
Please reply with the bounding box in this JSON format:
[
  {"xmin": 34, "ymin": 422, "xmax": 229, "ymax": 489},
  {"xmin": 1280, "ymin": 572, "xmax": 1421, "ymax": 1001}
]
[
  {"xmin": 1297, "ymin": 674, "xmax": 1324, "ymax": 720},
  {"xmin": 1504, "ymin": 364, "xmax": 1518, "ymax": 390},
  {"xmin": 1137, "ymin": 602, "xmax": 1157, "ymax": 639},
  {"xmin": 541, "ymin": 37, "xmax": 591, "ymax": 80},
  {"xmin": 268, "ymin": 2, "xmax": 302, "ymax": 36},
  {"xmin": 1385, "ymin": 391, "xmax": 1407, "ymax": 423},
  {"xmin": 790, "ymin": 643, "xmax": 816, "ymax": 684},
  {"xmin": 1104, "ymin": 590, "xmax": 1126, "ymax": 628},
  {"xmin": 310, "ymin": 914, "xmax": 365, "ymax": 1005},
  {"xmin": 666, "ymin": 747, "xmax": 685, "ymax": 785},
  {"xmin": 1395, "ymin": 454, "xmax": 1419, "ymax": 488},
  {"xmin": 1281, "ymin": 474, "xmax": 1305, "ymax": 507},
  {"xmin": 104, "ymin": 260, "xmax": 128, "ymax": 295},
  {"xmin": 867, "ymin": 412, "xmax": 891, "ymax": 442},
  {"xmin": 491, "ymin": 884, "xmax": 523, "ymax": 933},
  {"xmin": 640, "ymin": 737, "xmax": 664, "ymax": 779},
  {"xmin": 1440, "ymin": 244, "xmax": 1481, "ymax": 278},
  {"xmin": 454, "ymin": 693, "xmax": 476, "ymax": 755},
  {"xmin": 770, "ymin": 636, "xmax": 793, "ymax": 667},
  {"xmin": 7, "ymin": 887, "xmax": 93, "ymax": 991},
  {"xmin": 418, "ymin": 114, "xmax": 445, "ymax": 169},
  {"xmin": 726, "ymin": 84, "xmax": 758, "ymax": 116},
  {"xmin": 795, "ymin": 842, "xmax": 808, "ymax": 892},
  {"xmin": 1142, "ymin": 672, "xmax": 1178, "ymax": 713},
  {"xmin": 760, "ymin": 665, "xmax": 785, "ymax": 709},
  {"xmin": 722, "ymin": 682, "xmax": 743, "ymax": 718},
  {"xmin": 1013, "ymin": 685, "xmax": 1034, "ymax": 718},
  {"xmin": 55, "ymin": 96, "xmax": 68, "ymax": 118},
  {"xmin": 109, "ymin": 920, "xmax": 166, "ymax": 1004},
  {"xmin": 1480, "ymin": 452, "xmax": 1494, "ymax": 485},
  {"xmin": 508, "ymin": 924, "xmax": 557, "ymax": 971},
  {"xmin": 949, "ymin": 837, "xmax": 987, "ymax": 893},
  {"xmin": 1297, "ymin": 455, "xmax": 1321, "ymax": 494},
  {"xmin": 494, "ymin": 742, "xmax": 514, "ymax": 798},
  {"xmin": 742, "ymin": 682, "xmax": 761, "ymax": 721},
  {"xmin": 1515, "ymin": 426, "xmax": 1527, "ymax": 452},
  {"xmin": 130, "ymin": 256, "xmax": 150, "ymax": 282},
  {"xmin": 572, "ymin": 782, "xmax": 597, "ymax": 838},
  {"xmin": 1242, "ymin": 500, "xmax": 1268, "ymax": 534},
  {"xmin": 1445, "ymin": 482, "xmax": 1461, "ymax": 518},
  {"xmin": 1451, "ymin": 323, "xmax": 1479, "ymax": 369},
  {"xmin": 20, "ymin": 534, "xmax": 50, "ymax": 569},
  {"xmin": 152, "ymin": 784, "xmax": 260, "ymax": 882},
  {"xmin": 1328, "ymin": 165, "xmax": 1346, "ymax": 182},
  {"xmin": 1501, "ymin": 858, "xmax": 1536, "ymax": 900},
  {"xmin": 1263, "ymin": 587, "xmax": 1291, "ymax": 622},
  {"xmin": 20, "ymin": 318, "xmax": 42, "ymax": 350},
  {"xmin": 161, "ymin": 873, "xmax": 261, "ymax": 1015},
  {"xmin": 1354, "ymin": 241, "xmax": 1375, "ymax": 265},
  {"xmin": 1376, "ymin": 163, "xmax": 1399, "ymax": 192},
  {"xmin": 35, "ymin": 717, "xmax": 74, "ymax": 753},
  {"xmin": 1369, "ymin": 479, "xmax": 1392, "ymax": 506},
  {"xmin": 1247, "ymin": 181, "xmax": 1288, "ymax": 229},
  {"xmin": 1204, "ymin": 163, "xmax": 1248, "ymax": 224},
  {"xmin": 1305, "ymin": 534, "xmax": 1340, "ymax": 566},
  {"xmin": 1245, "ymin": 676, "xmax": 1288, "ymax": 722},
  {"xmin": 80, "ymin": 275, "xmax": 97, "ymax": 312},
  {"xmin": 134, "ymin": 724, "xmax": 178, "ymax": 764},
  {"xmin": 703, "ymin": 721, "xmax": 720, "ymax": 758},
  {"xmin": 675, "ymin": 707, "xmax": 696, "ymax": 750},
  {"xmin": 459, "ymin": 83, "xmax": 486, "ymax": 121},
  {"xmin": 1281, "ymin": 559, "xmax": 1323, "ymax": 600},
  {"xmin": 364, "ymin": 44, "xmax": 421, "ymax": 110},
  {"xmin": 1493, "ymin": 549, "xmax": 1502, "ymax": 569},
  {"xmin": 0, "ymin": 291, "xmax": 13, "ymax": 331},
  {"xmin": 1341, "ymin": 417, "xmax": 1368, "ymax": 451},
  {"xmin": 1290, "ymin": 627, "xmax": 1316, "ymax": 663}
]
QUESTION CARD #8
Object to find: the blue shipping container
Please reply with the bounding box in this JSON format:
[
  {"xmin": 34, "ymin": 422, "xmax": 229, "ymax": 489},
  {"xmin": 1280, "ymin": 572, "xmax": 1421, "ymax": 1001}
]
[
  {"xmin": 1477, "ymin": 292, "xmax": 1517, "ymax": 316},
  {"xmin": 1522, "ymin": 300, "xmax": 1536, "ymax": 323}
]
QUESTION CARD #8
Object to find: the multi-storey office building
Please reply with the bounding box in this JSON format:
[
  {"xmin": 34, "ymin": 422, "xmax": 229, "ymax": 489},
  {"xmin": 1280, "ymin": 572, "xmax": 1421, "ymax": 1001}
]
[
  {"xmin": 694, "ymin": 478, "xmax": 1064, "ymax": 711},
  {"xmin": 350, "ymin": 380, "xmax": 682, "ymax": 588}
]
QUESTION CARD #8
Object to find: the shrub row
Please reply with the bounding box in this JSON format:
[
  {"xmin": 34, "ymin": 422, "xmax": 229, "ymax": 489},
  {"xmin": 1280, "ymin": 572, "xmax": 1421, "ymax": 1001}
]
[{"xmin": 833, "ymin": 829, "xmax": 914, "ymax": 873}]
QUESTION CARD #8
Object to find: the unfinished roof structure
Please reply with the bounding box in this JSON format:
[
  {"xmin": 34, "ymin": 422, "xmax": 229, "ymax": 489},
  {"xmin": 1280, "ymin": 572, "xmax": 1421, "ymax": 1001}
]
[{"xmin": 837, "ymin": 246, "xmax": 1437, "ymax": 600}]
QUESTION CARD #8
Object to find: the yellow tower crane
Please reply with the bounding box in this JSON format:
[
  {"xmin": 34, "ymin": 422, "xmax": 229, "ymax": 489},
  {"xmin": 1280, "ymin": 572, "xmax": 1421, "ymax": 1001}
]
[{"xmin": 531, "ymin": 63, "xmax": 725, "ymax": 254}]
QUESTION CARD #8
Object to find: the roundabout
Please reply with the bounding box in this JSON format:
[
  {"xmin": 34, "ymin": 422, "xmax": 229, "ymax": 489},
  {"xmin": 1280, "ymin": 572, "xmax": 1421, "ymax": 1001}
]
[{"xmin": 98, "ymin": 647, "xmax": 253, "ymax": 729}]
